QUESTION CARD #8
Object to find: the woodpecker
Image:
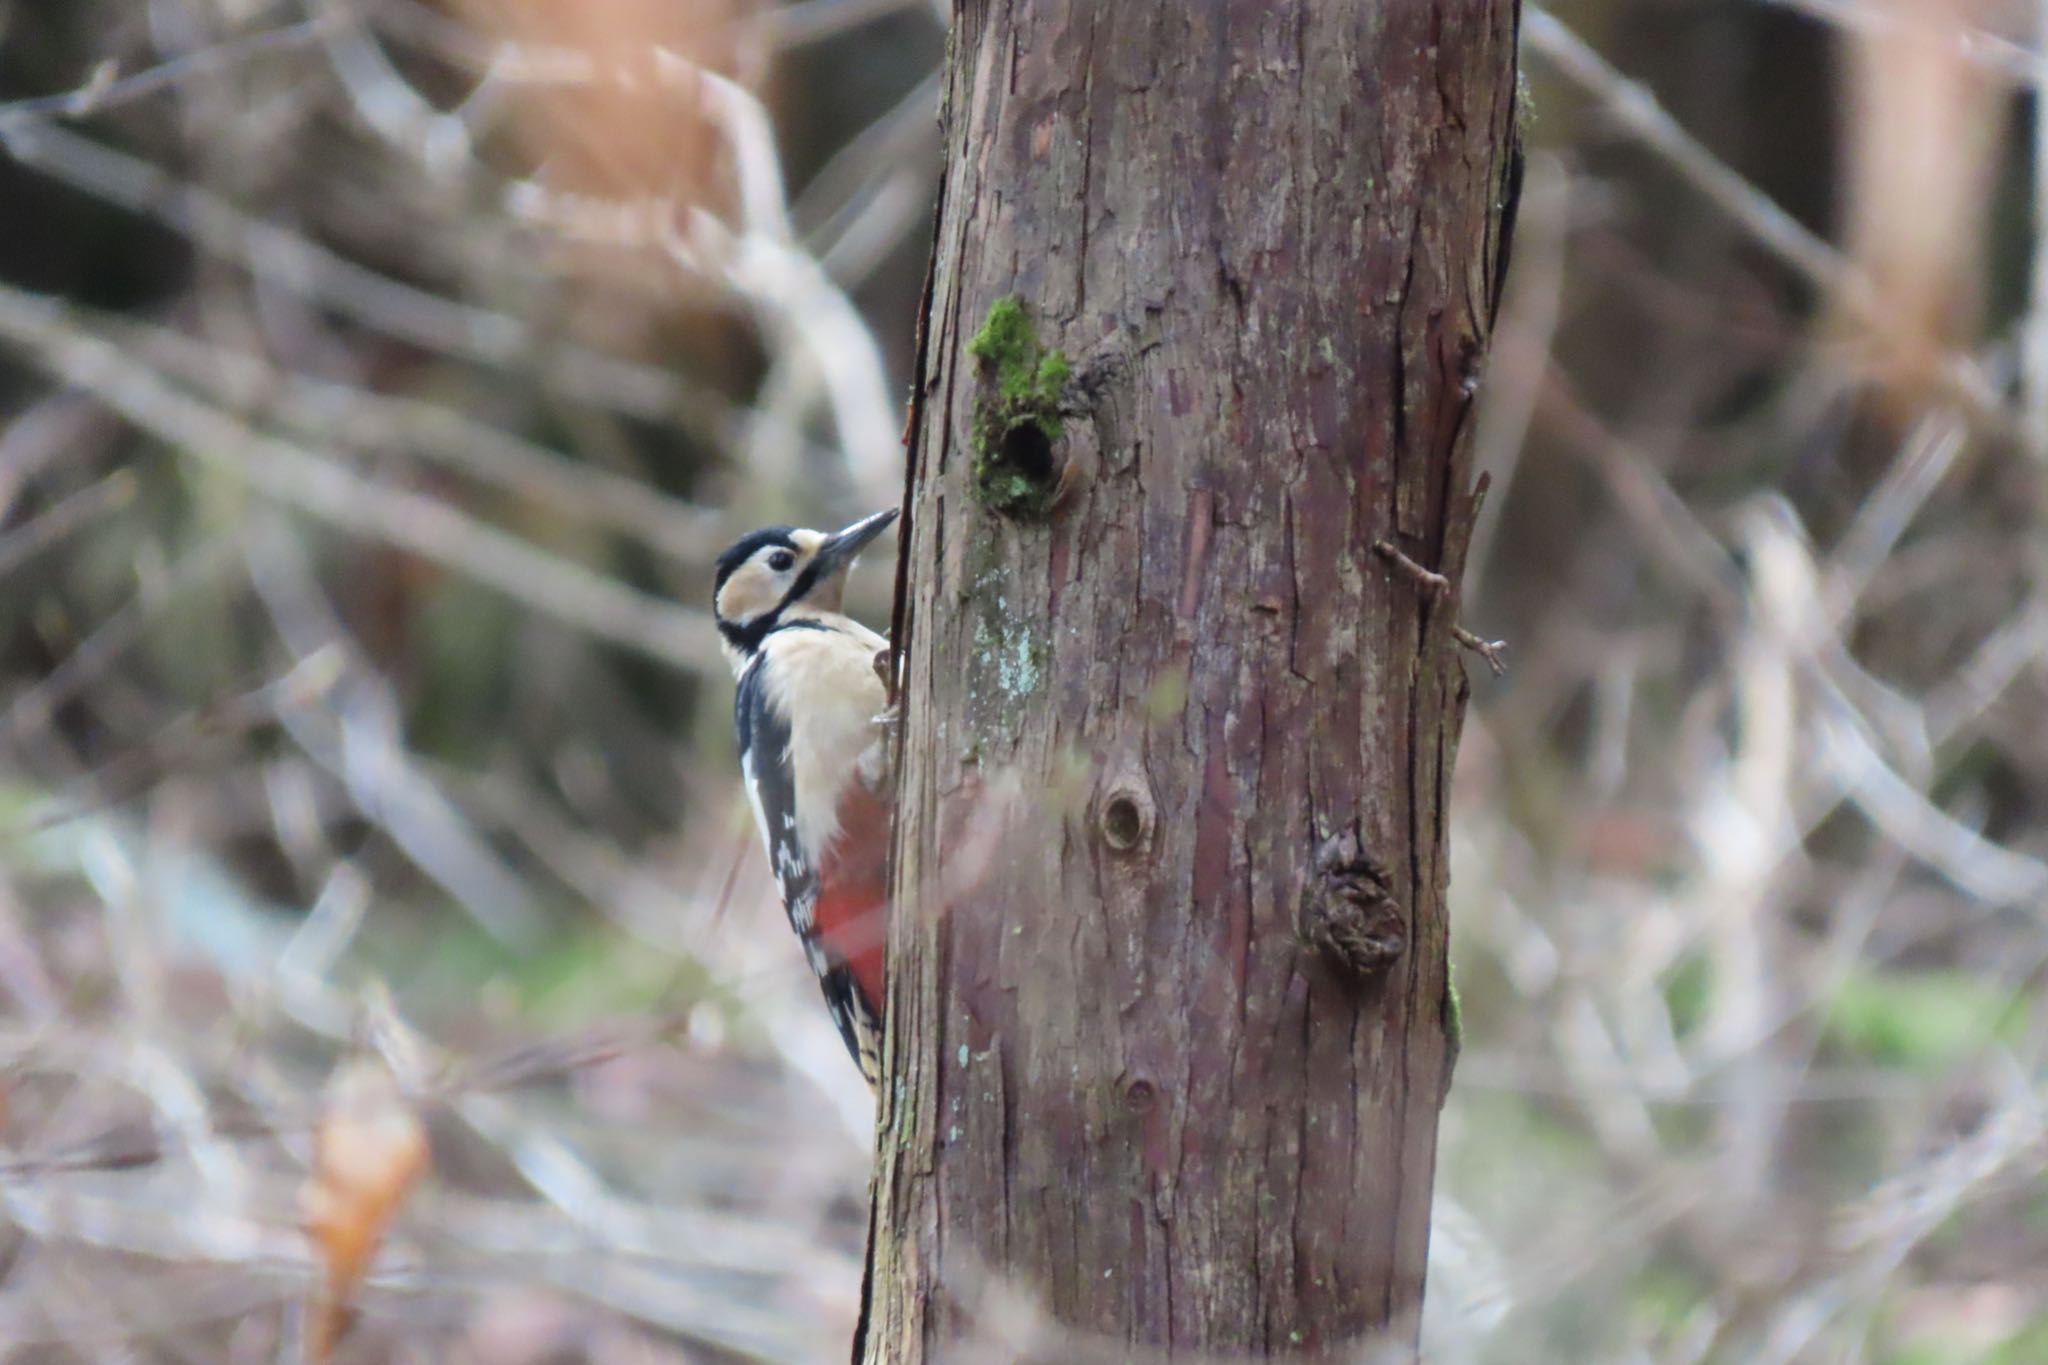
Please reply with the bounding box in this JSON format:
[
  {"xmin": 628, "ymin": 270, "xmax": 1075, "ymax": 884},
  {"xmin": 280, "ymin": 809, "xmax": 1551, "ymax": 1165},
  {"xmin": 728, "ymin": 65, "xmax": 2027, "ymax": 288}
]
[{"xmin": 714, "ymin": 507, "xmax": 898, "ymax": 1084}]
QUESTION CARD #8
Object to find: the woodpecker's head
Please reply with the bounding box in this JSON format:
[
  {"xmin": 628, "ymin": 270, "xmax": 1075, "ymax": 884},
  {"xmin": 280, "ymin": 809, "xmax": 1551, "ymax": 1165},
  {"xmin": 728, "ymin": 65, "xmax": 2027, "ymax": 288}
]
[{"xmin": 713, "ymin": 507, "xmax": 898, "ymax": 665}]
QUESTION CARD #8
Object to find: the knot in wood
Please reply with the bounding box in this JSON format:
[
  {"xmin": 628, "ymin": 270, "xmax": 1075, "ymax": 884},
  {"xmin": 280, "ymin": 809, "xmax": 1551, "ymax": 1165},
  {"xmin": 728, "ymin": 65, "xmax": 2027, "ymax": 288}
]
[
  {"xmin": 1098, "ymin": 784, "xmax": 1154, "ymax": 853},
  {"xmin": 1301, "ymin": 831, "xmax": 1405, "ymax": 979}
]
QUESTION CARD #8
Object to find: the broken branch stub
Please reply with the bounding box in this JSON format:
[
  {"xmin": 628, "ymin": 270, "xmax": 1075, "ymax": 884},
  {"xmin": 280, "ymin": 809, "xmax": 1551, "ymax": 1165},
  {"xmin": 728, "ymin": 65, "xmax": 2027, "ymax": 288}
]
[{"xmin": 1301, "ymin": 830, "xmax": 1407, "ymax": 979}]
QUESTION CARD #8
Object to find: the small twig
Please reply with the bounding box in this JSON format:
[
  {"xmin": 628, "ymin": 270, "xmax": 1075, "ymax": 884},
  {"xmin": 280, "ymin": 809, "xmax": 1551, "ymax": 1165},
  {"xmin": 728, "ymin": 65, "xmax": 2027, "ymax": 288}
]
[
  {"xmin": 1453, "ymin": 627, "xmax": 1509, "ymax": 677},
  {"xmin": 1, "ymin": 534, "xmax": 242, "ymax": 741},
  {"xmin": 1374, "ymin": 539, "xmax": 1508, "ymax": 675},
  {"xmin": 19, "ymin": 651, "xmax": 345, "ymax": 835},
  {"xmin": 0, "ymin": 283, "xmax": 723, "ymax": 677},
  {"xmin": 244, "ymin": 524, "xmax": 550, "ymax": 948},
  {"xmin": 321, "ymin": 19, "xmax": 905, "ymax": 506},
  {"xmin": 123, "ymin": 319, "xmax": 727, "ymax": 563},
  {"xmin": 1763, "ymin": 0, "xmax": 2047, "ymax": 89},
  {"xmin": 3, "ymin": 122, "xmax": 699, "ymax": 424},
  {"xmin": 0, "ymin": 469, "xmax": 136, "ymax": 577},
  {"xmin": 0, "ymin": 19, "xmax": 333, "ymax": 133},
  {"xmin": 1374, "ymin": 539, "xmax": 1453, "ymax": 598},
  {"xmin": 1524, "ymin": 7, "xmax": 2008, "ymax": 435}
]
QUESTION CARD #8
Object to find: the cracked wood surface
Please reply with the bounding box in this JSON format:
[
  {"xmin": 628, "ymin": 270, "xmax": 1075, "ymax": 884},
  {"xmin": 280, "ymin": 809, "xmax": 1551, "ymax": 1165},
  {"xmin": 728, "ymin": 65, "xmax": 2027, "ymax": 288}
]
[{"xmin": 868, "ymin": 3, "xmax": 1520, "ymax": 1359}]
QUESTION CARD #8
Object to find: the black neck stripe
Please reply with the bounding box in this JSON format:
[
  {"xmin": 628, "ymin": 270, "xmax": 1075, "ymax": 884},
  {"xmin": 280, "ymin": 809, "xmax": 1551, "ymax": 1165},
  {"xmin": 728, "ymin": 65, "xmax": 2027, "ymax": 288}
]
[
  {"xmin": 722, "ymin": 609, "xmax": 835, "ymax": 656},
  {"xmin": 721, "ymin": 609, "xmax": 779, "ymax": 656},
  {"xmin": 785, "ymin": 555, "xmax": 830, "ymax": 610}
]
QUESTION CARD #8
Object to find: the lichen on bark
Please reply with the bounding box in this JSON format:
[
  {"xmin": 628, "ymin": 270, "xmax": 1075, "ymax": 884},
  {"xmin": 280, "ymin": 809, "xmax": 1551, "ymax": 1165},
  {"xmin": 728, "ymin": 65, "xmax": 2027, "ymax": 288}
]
[
  {"xmin": 958, "ymin": 533, "xmax": 1049, "ymax": 745},
  {"xmin": 966, "ymin": 295, "xmax": 1069, "ymax": 519}
]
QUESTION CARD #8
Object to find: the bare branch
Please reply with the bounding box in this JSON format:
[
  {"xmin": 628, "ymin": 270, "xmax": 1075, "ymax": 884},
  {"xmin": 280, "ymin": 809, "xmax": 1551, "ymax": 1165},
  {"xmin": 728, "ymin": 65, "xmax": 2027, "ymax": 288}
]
[{"xmin": 0, "ymin": 282, "xmax": 723, "ymax": 677}]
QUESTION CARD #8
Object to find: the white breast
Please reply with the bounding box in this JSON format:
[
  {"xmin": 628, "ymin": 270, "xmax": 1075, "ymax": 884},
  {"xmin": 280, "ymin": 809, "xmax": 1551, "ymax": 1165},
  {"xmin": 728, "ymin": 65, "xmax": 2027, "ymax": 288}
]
[{"xmin": 758, "ymin": 616, "xmax": 889, "ymax": 863}]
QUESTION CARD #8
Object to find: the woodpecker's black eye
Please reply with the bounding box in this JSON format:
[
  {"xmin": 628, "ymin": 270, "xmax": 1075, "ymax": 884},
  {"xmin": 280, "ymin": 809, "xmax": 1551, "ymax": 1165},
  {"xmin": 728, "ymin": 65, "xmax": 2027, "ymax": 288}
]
[{"xmin": 768, "ymin": 550, "xmax": 796, "ymax": 572}]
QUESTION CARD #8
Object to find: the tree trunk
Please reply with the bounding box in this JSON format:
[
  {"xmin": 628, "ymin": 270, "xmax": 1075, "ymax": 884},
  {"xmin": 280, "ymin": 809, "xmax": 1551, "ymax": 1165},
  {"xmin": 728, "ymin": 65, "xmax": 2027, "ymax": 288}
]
[{"xmin": 871, "ymin": 3, "xmax": 1520, "ymax": 1359}]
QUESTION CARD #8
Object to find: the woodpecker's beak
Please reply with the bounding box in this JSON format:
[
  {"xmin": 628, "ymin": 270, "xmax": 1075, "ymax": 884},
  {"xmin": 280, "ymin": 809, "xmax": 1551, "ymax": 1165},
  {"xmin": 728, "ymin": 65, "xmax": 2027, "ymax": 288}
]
[{"xmin": 811, "ymin": 507, "xmax": 899, "ymax": 581}]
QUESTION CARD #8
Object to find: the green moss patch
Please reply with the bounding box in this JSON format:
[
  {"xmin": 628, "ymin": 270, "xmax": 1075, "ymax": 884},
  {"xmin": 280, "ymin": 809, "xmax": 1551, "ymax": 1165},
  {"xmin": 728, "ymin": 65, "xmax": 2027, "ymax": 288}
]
[{"xmin": 967, "ymin": 296, "xmax": 1070, "ymax": 518}]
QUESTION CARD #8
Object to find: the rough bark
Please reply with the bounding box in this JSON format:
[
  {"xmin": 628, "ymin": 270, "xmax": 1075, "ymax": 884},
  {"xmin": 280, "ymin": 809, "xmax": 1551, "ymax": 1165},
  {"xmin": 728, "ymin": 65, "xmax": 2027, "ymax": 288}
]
[{"xmin": 870, "ymin": 3, "xmax": 1520, "ymax": 1360}]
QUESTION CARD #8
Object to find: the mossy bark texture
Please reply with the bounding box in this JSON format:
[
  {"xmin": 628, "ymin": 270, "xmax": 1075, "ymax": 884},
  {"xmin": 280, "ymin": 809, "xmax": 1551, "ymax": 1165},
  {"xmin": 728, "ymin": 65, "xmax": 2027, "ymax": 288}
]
[{"xmin": 870, "ymin": 3, "xmax": 1520, "ymax": 1360}]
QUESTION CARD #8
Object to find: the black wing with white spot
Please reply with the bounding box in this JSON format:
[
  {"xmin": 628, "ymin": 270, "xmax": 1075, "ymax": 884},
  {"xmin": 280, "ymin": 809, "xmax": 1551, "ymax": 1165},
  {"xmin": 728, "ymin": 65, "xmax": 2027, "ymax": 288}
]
[{"xmin": 735, "ymin": 654, "xmax": 813, "ymax": 929}]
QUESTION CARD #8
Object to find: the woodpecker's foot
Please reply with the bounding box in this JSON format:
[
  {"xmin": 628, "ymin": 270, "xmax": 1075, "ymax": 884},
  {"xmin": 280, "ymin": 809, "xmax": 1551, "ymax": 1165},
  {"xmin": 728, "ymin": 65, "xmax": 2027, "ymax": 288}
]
[
  {"xmin": 856, "ymin": 725, "xmax": 897, "ymax": 794},
  {"xmin": 858, "ymin": 704, "xmax": 900, "ymax": 795},
  {"xmin": 856, "ymin": 648, "xmax": 900, "ymax": 792}
]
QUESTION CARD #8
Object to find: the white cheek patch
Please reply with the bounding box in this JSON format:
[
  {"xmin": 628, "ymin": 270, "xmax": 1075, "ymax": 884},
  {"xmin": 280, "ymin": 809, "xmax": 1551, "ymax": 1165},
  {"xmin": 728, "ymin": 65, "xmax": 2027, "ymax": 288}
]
[{"xmin": 728, "ymin": 564, "xmax": 781, "ymax": 622}]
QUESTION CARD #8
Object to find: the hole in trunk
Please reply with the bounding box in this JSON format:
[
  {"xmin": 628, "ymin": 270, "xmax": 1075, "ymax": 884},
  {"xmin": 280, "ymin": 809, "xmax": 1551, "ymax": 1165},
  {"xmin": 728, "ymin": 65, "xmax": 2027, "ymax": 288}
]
[
  {"xmin": 1100, "ymin": 788, "xmax": 1151, "ymax": 852},
  {"xmin": 996, "ymin": 421, "xmax": 1053, "ymax": 484}
]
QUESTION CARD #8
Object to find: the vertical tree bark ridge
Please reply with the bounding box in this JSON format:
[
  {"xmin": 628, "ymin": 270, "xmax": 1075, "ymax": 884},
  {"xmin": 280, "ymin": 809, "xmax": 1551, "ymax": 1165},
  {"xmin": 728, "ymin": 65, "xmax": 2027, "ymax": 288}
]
[{"xmin": 871, "ymin": 3, "xmax": 1520, "ymax": 1360}]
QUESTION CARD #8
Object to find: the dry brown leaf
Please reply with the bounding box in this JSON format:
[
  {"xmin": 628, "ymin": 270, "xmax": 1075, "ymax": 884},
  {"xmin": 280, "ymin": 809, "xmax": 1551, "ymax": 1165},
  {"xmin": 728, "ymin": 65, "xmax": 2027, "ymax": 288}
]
[
  {"xmin": 301, "ymin": 1056, "xmax": 431, "ymax": 1363},
  {"xmin": 447, "ymin": 0, "xmax": 752, "ymax": 308}
]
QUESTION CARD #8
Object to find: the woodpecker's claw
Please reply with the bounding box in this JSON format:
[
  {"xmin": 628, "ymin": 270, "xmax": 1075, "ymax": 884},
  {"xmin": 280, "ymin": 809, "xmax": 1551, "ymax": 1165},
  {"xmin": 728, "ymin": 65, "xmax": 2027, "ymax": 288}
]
[
  {"xmin": 857, "ymin": 702, "xmax": 899, "ymax": 794},
  {"xmin": 858, "ymin": 648, "xmax": 901, "ymax": 793}
]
